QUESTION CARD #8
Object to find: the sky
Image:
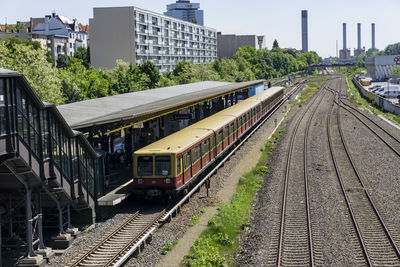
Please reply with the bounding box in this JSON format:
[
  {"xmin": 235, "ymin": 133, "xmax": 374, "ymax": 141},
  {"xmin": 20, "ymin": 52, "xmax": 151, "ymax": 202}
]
[{"xmin": 2, "ymin": 0, "xmax": 400, "ymax": 58}]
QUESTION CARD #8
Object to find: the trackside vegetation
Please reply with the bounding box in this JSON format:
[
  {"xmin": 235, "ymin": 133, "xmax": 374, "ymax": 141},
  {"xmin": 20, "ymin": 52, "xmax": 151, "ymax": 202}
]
[
  {"xmin": 295, "ymin": 75, "xmax": 330, "ymax": 108},
  {"xmin": 183, "ymin": 124, "xmax": 287, "ymax": 266}
]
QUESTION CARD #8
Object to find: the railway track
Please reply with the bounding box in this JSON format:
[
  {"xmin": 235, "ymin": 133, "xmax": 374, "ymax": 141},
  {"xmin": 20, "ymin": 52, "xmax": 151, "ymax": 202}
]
[
  {"xmin": 328, "ymin": 86, "xmax": 400, "ymax": 157},
  {"xmin": 68, "ymin": 79, "xmax": 308, "ymax": 267},
  {"xmin": 273, "ymin": 83, "xmax": 328, "ymax": 266},
  {"xmin": 326, "ymin": 78, "xmax": 400, "ymax": 266},
  {"xmin": 69, "ymin": 211, "xmax": 165, "ymax": 267}
]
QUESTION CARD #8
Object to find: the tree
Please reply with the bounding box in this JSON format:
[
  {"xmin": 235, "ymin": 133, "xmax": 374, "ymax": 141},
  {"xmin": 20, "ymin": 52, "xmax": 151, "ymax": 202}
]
[
  {"xmin": 74, "ymin": 46, "xmax": 91, "ymax": 68},
  {"xmin": 0, "ymin": 40, "xmax": 65, "ymax": 105},
  {"xmin": 56, "ymin": 55, "xmax": 71, "ymax": 69},
  {"xmin": 107, "ymin": 60, "xmax": 148, "ymax": 94},
  {"xmin": 138, "ymin": 61, "xmax": 160, "ymax": 88},
  {"xmin": 272, "ymin": 39, "xmax": 280, "ymax": 50},
  {"xmin": 58, "ymin": 58, "xmax": 109, "ymax": 102},
  {"xmin": 383, "ymin": 42, "xmax": 400, "ymax": 55}
]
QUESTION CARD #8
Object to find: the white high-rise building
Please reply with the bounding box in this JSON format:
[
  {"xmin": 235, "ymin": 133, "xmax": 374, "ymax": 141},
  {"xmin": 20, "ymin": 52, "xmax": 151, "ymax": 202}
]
[{"xmin": 90, "ymin": 6, "xmax": 217, "ymax": 73}]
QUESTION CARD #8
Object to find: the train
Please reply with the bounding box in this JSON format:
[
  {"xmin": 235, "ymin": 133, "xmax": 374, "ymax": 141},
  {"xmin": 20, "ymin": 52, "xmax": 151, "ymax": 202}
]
[{"xmin": 132, "ymin": 86, "xmax": 284, "ymax": 198}]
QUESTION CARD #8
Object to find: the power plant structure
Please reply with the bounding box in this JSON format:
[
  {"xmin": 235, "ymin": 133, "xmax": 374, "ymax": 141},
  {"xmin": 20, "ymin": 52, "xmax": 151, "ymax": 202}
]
[
  {"xmin": 339, "ymin": 23, "xmax": 350, "ymax": 59},
  {"xmin": 372, "ymin": 23, "xmax": 376, "ymax": 49},
  {"xmin": 354, "ymin": 23, "xmax": 365, "ymax": 57},
  {"xmin": 339, "ymin": 22, "xmax": 375, "ymax": 59},
  {"xmin": 301, "ymin": 10, "xmax": 308, "ymax": 52}
]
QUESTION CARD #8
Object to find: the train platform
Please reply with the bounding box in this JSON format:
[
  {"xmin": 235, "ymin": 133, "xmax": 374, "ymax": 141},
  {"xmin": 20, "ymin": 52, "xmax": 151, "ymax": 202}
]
[
  {"xmin": 97, "ymin": 180, "xmax": 134, "ymax": 206},
  {"xmin": 57, "ymin": 80, "xmax": 264, "ymax": 131}
]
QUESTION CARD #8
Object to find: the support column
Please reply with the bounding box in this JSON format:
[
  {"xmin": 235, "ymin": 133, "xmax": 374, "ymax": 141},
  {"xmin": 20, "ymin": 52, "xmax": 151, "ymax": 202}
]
[
  {"xmin": 65, "ymin": 205, "xmax": 80, "ymax": 238},
  {"xmin": 26, "ymin": 189, "xmax": 35, "ymax": 258}
]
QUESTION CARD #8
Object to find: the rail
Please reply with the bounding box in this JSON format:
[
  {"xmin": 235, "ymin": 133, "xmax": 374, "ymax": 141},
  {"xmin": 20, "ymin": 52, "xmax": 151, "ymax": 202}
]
[
  {"xmin": 277, "ymin": 84, "xmax": 324, "ymax": 266},
  {"xmin": 326, "ymin": 77, "xmax": 400, "ymax": 265}
]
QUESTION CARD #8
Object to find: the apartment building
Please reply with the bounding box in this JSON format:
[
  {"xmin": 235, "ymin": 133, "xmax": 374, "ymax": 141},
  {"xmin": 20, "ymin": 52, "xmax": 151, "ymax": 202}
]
[{"xmin": 90, "ymin": 6, "xmax": 217, "ymax": 73}]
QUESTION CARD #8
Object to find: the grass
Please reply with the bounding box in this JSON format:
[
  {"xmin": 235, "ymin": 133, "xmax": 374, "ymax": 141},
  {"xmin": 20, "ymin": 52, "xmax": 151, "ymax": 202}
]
[
  {"xmin": 183, "ymin": 123, "xmax": 287, "ymax": 267},
  {"xmin": 190, "ymin": 214, "xmax": 200, "ymax": 227},
  {"xmin": 294, "ymin": 75, "xmax": 330, "ymax": 108},
  {"xmin": 161, "ymin": 240, "xmax": 179, "ymax": 255}
]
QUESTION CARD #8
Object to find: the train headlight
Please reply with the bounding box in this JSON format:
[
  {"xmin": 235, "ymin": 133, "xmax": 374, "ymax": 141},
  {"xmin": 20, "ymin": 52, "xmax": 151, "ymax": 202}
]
[
  {"xmin": 138, "ymin": 179, "xmax": 143, "ymax": 184},
  {"xmin": 165, "ymin": 178, "xmax": 171, "ymax": 184}
]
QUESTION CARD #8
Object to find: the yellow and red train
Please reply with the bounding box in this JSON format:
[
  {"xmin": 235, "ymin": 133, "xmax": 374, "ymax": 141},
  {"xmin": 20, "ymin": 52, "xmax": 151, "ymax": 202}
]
[{"xmin": 133, "ymin": 86, "xmax": 284, "ymax": 198}]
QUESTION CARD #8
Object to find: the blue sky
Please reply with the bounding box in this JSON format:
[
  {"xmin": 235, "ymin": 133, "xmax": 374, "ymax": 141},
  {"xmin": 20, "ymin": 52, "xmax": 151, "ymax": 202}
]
[{"xmin": 2, "ymin": 0, "xmax": 400, "ymax": 58}]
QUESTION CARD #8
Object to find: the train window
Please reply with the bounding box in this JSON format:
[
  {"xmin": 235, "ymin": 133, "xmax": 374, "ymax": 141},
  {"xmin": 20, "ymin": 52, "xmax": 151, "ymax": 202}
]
[
  {"xmin": 184, "ymin": 152, "xmax": 191, "ymax": 169},
  {"xmin": 223, "ymin": 126, "xmax": 228, "ymax": 139},
  {"xmin": 229, "ymin": 123, "xmax": 234, "ymax": 133},
  {"xmin": 155, "ymin": 156, "xmax": 171, "ymax": 176},
  {"xmin": 137, "ymin": 156, "xmax": 153, "ymax": 176},
  {"xmin": 217, "ymin": 131, "xmax": 222, "ymax": 144},
  {"xmin": 195, "ymin": 145, "xmax": 201, "ymax": 160},
  {"xmin": 202, "ymin": 139, "xmax": 209, "ymax": 155},
  {"xmin": 177, "ymin": 157, "xmax": 182, "ymax": 175}
]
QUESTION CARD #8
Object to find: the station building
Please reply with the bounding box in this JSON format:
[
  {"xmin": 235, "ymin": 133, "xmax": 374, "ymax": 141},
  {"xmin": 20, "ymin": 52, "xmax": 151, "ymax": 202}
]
[
  {"xmin": 90, "ymin": 6, "xmax": 217, "ymax": 73},
  {"xmin": 0, "ymin": 68, "xmax": 267, "ymax": 266}
]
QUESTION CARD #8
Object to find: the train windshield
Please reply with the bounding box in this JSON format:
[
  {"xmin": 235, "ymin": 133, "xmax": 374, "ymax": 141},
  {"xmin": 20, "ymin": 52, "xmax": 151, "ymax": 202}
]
[
  {"xmin": 137, "ymin": 156, "xmax": 153, "ymax": 176},
  {"xmin": 155, "ymin": 156, "xmax": 171, "ymax": 176}
]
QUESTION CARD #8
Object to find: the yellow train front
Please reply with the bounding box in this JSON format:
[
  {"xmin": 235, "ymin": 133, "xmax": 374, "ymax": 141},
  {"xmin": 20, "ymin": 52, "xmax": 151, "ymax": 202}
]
[{"xmin": 133, "ymin": 86, "xmax": 284, "ymax": 198}]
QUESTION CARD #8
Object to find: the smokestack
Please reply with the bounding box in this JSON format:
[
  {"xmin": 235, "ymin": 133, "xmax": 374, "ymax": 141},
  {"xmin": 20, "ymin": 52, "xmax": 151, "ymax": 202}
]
[
  {"xmin": 371, "ymin": 23, "xmax": 375, "ymax": 49},
  {"xmin": 357, "ymin": 23, "xmax": 361, "ymax": 50},
  {"xmin": 301, "ymin": 10, "xmax": 308, "ymax": 52},
  {"xmin": 343, "ymin": 23, "xmax": 347, "ymax": 51}
]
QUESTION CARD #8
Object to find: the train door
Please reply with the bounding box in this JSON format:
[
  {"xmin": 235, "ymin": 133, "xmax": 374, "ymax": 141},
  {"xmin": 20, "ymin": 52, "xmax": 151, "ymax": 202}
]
[
  {"xmin": 183, "ymin": 151, "xmax": 191, "ymax": 182},
  {"xmin": 176, "ymin": 156, "xmax": 183, "ymax": 187}
]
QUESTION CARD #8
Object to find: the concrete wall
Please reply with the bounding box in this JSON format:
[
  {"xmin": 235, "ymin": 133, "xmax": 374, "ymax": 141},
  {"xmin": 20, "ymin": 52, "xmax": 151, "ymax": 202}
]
[
  {"xmin": 217, "ymin": 33, "xmax": 257, "ymax": 58},
  {"xmin": 353, "ymin": 76, "xmax": 400, "ymax": 115},
  {"xmin": 90, "ymin": 7, "xmax": 135, "ymax": 69}
]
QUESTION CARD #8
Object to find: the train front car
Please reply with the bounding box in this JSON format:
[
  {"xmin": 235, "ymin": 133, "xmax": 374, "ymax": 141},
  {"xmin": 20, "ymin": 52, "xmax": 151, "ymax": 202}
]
[{"xmin": 133, "ymin": 127, "xmax": 213, "ymax": 199}]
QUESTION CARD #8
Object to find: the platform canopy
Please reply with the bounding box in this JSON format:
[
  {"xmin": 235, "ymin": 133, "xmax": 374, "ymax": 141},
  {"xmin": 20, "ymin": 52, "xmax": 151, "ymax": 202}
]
[{"xmin": 57, "ymin": 80, "xmax": 265, "ymax": 131}]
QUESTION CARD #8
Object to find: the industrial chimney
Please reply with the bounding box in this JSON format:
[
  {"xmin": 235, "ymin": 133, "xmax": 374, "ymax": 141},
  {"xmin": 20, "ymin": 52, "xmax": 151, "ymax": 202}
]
[
  {"xmin": 301, "ymin": 10, "xmax": 308, "ymax": 52},
  {"xmin": 357, "ymin": 23, "xmax": 361, "ymax": 50},
  {"xmin": 343, "ymin": 23, "xmax": 347, "ymax": 51},
  {"xmin": 371, "ymin": 23, "xmax": 376, "ymax": 49}
]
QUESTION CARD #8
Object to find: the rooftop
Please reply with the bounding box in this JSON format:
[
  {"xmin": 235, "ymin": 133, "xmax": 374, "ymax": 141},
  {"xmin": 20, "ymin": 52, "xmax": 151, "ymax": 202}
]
[{"xmin": 57, "ymin": 80, "xmax": 265, "ymax": 130}]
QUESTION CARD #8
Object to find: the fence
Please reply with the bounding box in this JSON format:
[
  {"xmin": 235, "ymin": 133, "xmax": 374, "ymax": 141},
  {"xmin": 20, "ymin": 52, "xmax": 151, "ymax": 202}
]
[{"xmin": 352, "ymin": 76, "xmax": 400, "ymax": 115}]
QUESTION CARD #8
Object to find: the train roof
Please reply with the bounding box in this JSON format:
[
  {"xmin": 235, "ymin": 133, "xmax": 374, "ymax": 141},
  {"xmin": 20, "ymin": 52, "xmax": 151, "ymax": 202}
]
[
  {"xmin": 134, "ymin": 87, "xmax": 283, "ymax": 155},
  {"xmin": 252, "ymin": 86, "xmax": 284, "ymax": 102},
  {"xmin": 134, "ymin": 127, "xmax": 213, "ymax": 155}
]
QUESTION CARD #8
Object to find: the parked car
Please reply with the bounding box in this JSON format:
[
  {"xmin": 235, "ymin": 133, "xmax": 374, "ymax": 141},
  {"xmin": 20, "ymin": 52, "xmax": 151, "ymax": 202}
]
[
  {"xmin": 372, "ymin": 87, "xmax": 385, "ymax": 94},
  {"xmin": 377, "ymin": 90, "xmax": 400, "ymax": 98},
  {"xmin": 371, "ymin": 86, "xmax": 383, "ymax": 93}
]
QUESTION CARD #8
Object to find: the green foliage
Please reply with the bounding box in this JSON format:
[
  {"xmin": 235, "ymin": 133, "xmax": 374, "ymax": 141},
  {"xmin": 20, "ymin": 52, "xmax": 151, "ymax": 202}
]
[
  {"xmin": 58, "ymin": 58, "xmax": 109, "ymax": 102},
  {"xmin": 73, "ymin": 46, "xmax": 91, "ymax": 68},
  {"xmin": 190, "ymin": 214, "xmax": 200, "ymax": 227},
  {"xmin": 0, "ymin": 39, "xmax": 64, "ymax": 105},
  {"xmin": 56, "ymin": 55, "xmax": 71, "ymax": 69},
  {"xmin": 3, "ymin": 36, "xmax": 41, "ymax": 50},
  {"xmin": 184, "ymin": 237, "xmax": 226, "ymax": 267},
  {"xmin": 273, "ymin": 39, "xmax": 280, "ymax": 49},
  {"xmin": 6, "ymin": 22, "xmax": 27, "ymax": 32},
  {"xmin": 161, "ymin": 240, "xmax": 178, "ymax": 255},
  {"xmin": 138, "ymin": 61, "xmax": 161, "ymax": 88},
  {"xmin": 382, "ymin": 42, "xmax": 400, "ymax": 55}
]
